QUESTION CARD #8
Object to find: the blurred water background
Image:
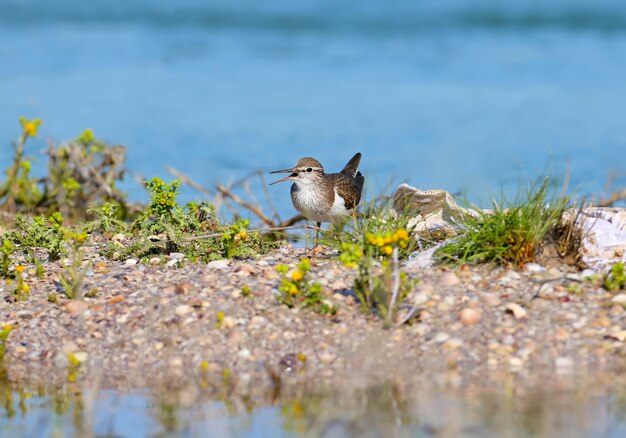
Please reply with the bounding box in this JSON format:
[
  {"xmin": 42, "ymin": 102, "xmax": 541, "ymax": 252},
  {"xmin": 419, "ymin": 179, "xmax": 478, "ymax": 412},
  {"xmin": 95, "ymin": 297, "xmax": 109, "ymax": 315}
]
[
  {"xmin": 2, "ymin": 1, "xmax": 626, "ymax": 435},
  {"xmin": 1, "ymin": 0, "xmax": 626, "ymax": 218}
]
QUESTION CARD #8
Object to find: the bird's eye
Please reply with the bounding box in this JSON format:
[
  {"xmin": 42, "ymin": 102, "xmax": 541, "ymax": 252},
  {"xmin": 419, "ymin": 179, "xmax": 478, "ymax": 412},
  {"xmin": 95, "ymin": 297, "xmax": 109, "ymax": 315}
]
[{"xmin": 306, "ymin": 168, "xmax": 312, "ymax": 172}]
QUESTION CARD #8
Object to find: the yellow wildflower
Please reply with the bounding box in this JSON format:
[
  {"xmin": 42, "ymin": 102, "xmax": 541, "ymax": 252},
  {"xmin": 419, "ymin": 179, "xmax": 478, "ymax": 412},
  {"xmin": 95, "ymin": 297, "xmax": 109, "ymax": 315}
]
[
  {"xmin": 291, "ymin": 270, "xmax": 303, "ymax": 282},
  {"xmin": 79, "ymin": 128, "xmax": 95, "ymax": 144},
  {"xmin": 382, "ymin": 245, "xmax": 393, "ymax": 256},
  {"xmin": 299, "ymin": 258, "xmax": 310, "ymax": 271},
  {"xmin": 289, "ymin": 284, "xmax": 298, "ymax": 295},
  {"xmin": 15, "ymin": 265, "xmax": 26, "ymax": 273},
  {"xmin": 237, "ymin": 230, "xmax": 248, "ymax": 240},
  {"xmin": 394, "ymin": 229, "xmax": 409, "ymax": 241},
  {"xmin": 19, "ymin": 117, "xmax": 42, "ymax": 138}
]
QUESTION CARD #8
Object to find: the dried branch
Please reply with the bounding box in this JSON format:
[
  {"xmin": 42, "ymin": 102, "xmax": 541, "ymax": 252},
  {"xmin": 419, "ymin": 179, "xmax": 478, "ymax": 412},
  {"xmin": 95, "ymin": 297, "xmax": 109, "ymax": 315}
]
[
  {"xmin": 597, "ymin": 188, "xmax": 626, "ymax": 207},
  {"xmin": 166, "ymin": 166, "xmax": 214, "ymax": 196},
  {"xmin": 184, "ymin": 225, "xmax": 312, "ymax": 241},
  {"xmin": 168, "ymin": 166, "xmax": 305, "ymax": 229}
]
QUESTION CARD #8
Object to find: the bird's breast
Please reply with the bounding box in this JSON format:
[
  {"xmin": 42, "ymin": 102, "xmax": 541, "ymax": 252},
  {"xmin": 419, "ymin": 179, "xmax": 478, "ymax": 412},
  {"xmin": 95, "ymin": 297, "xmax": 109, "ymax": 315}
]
[{"xmin": 290, "ymin": 183, "xmax": 349, "ymax": 223}]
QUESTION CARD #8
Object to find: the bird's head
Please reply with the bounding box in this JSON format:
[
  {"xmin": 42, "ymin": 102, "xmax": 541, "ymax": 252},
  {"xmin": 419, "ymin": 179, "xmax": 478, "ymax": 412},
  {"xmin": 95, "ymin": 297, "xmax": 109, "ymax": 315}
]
[{"xmin": 269, "ymin": 157, "xmax": 324, "ymax": 186}]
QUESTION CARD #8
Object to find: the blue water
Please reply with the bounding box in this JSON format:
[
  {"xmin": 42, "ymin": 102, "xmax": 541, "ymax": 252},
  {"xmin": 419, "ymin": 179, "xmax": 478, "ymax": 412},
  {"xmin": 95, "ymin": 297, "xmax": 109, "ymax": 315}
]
[{"xmin": 1, "ymin": 0, "xmax": 626, "ymax": 216}]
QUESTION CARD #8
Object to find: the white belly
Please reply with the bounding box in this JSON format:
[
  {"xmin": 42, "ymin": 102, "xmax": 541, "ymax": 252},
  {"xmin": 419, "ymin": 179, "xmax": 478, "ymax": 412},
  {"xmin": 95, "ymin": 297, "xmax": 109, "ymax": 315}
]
[{"xmin": 293, "ymin": 186, "xmax": 352, "ymax": 223}]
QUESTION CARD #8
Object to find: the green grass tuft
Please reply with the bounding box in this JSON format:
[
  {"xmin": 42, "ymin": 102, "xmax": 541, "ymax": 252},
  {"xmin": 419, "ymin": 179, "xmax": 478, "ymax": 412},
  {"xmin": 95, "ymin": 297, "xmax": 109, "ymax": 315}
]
[{"xmin": 435, "ymin": 177, "xmax": 580, "ymax": 267}]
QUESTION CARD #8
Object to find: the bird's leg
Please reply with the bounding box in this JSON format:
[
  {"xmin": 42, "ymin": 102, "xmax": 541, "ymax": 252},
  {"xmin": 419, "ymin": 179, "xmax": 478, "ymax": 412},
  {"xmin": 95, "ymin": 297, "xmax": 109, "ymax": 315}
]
[{"xmin": 314, "ymin": 222, "xmax": 322, "ymax": 249}]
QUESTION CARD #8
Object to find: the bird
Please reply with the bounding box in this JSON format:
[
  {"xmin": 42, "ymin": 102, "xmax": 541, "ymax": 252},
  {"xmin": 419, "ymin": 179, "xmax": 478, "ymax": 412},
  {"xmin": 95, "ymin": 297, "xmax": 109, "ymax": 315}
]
[{"xmin": 270, "ymin": 152, "xmax": 365, "ymax": 247}]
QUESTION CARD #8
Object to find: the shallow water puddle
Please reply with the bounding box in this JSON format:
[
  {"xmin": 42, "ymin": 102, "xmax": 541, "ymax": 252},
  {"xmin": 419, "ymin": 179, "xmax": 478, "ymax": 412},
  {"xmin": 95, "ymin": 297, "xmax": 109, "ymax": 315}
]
[{"xmin": 1, "ymin": 375, "xmax": 626, "ymax": 437}]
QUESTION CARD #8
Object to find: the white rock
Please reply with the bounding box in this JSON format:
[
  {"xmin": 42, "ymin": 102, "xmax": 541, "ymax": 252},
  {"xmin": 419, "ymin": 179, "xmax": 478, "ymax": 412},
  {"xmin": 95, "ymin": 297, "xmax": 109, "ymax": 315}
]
[
  {"xmin": 577, "ymin": 207, "xmax": 626, "ymax": 271},
  {"xmin": 412, "ymin": 293, "xmax": 429, "ymax": 306},
  {"xmin": 555, "ymin": 356, "xmax": 574, "ymax": 369},
  {"xmin": 438, "ymin": 272, "xmax": 461, "ymax": 287},
  {"xmin": 73, "ymin": 351, "xmax": 88, "ymax": 363},
  {"xmin": 238, "ymin": 348, "xmax": 251, "ymax": 359},
  {"xmin": 524, "ymin": 263, "xmax": 545, "ymax": 273},
  {"xmin": 207, "ymin": 259, "xmax": 229, "ymax": 270},
  {"xmin": 175, "ymin": 305, "xmax": 192, "ymax": 316},
  {"xmin": 434, "ymin": 332, "xmax": 450, "ymax": 343},
  {"xmin": 611, "ymin": 294, "xmax": 626, "ymax": 305},
  {"xmin": 505, "ymin": 303, "xmax": 528, "ymax": 319},
  {"xmin": 125, "ymin": 259, "xmax": 138, "ymax": 266}
]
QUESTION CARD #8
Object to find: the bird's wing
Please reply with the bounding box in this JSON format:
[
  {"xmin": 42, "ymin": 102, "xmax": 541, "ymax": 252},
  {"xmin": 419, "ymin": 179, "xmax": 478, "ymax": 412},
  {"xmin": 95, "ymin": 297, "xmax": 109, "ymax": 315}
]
[{"xmin": 340, "ymin": 152, "xmax": 362, "ymax": 178}]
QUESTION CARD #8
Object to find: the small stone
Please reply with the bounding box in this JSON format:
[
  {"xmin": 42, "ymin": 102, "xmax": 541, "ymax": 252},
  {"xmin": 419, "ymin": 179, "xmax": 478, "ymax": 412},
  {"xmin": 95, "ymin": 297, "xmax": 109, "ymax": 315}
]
[
  {"xmin": 319, "ymin": 352, "xmax": 336, "ymax": 363},
  {"xmin": 555, "ymin": 356, "xmax": 574, "ymax": 369},
  {"xmin": 149, "ymin": 257, "xmax": 161, "ymax": 265},
  {"xmin": 175, "ymin": 305, "xmax": 192, "ymax": 316},
  {"xmin": 237, "ymin": 265, "xmax": 256, "ymax": 275},
  {"xmin": 61, "ymin": 340, "xmax": 79, "ymax": 354},
  {"xmin": 107, "ymin": 295, "xmax": 125, "ymax": 305},
  {"xmin": 581, "ymin": 269, "xmax": 596, "ymax": 279},
  {"xmin": 434, "ymin": 332, "xmax": 450, "ymax": 343},
  {"xmin": 607, "ymin": 330, "xmax": 626, "ymax": 342},
  {"xmin": 611, "ymin": 294, "xmax": 626, "ymax": 305},
  {"xmin": 503, "ymin": 271, "xmax": 522, "ymax": 281},
  {"xmin": 73, "ymin": 352, "xmax": 88, "ymax": 363},
  {"xmin": 175, "ymin": 282, "xmax": 194, "ymax": 295},
  {"xmin": 166, "ymin": 259, "xmax": 180, "ymax": 267},
  {"xmin": 509, "ymin": 357, "xmax": 524, "ymax": 368},
  {"xmin": 17, "ymin": 310, "xmax": 34, "ymax": 319},
  {"xmin": 459, "ymin": 308, "xmax": 482, "ymax": 325},
  {"xmin": 442, "ymin": 337, "xmax": 463, "ymax": 350},
  {"xmin": 554, "ymin": 328, "xmax": 570, "ymax": 341},
  {"xmin": 169, "ymin": 357, "xmax": 183, "ymax": 367},
  {"xmin": 483, "ymin": 293, "xmax": 501, "ymax": 307},
  {"xmin": 238, "ymin": 348, "xmax": 251, "ymax": 359},
  {"xmin": 250, "ymin": 316, "xmax": 268, "ymax": 327},
  {"xmin": 124, "ymin": 259, "xmax": 138, "ymax": 266},
  {"xmin": 222, "ymin": 316, "xmax": 236, "ymax": 329},
  {"xmin": 207, "ymin": 259, "xmax": 229, "ymax": 270},
  {"xmin": 112, "ymin": 234, "xmax": 126, "ymax": 242},
  {"xmin": 524, "ymin": 263, "xmax": 545, "ymax": 273},
  {"xmin": 94, "ymin": 261, "xmax": 108, "ymax": 273},
  {"xmin": 412, "ymin": 293, "xmax": 429, "ymax": 306},
  {"xmin": 169, "ymin": 252, "xmax": 185, "ymax": 260},
  {"xmin": 529, "ymin": 297, "xmax": 551, "ymax": 310},
  {"xmin": 438, "ymin": 272, "xmax": 460, "ymax": 287},
  {"xmin": 505, "ymin": 303, "xmax": 528, "ymax": 319},
  {"xmin": 65, "ymin": 301, "xmax": 89, "ymax": 315},
  {"xmin": 609, "ymin": 304, "xmax": 624, "ymax": 316}
]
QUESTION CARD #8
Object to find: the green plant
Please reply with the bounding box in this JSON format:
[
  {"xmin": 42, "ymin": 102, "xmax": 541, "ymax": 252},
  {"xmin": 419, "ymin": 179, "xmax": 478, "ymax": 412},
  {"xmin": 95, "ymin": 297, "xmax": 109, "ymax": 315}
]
[
  {"xmin": 435, "ymin": 177, "xmax": 576, "ymax": 267},
  {"xmin": 1, "ymin": 119, "xmax": 129, "ymax": 219},
  {"xmin": 340, "ymin": 229, "xmax": 417, "ymax": 325},
  {"xmin": 84, "ymin": 202, "xmax": 126, "ymax": 234},
  {"xmin": 8, "ymin": 212, "xmax": 66, "ymax": 261},
  {"xmin": 276, "ymin": 259, "xmax": 336, "ymax": 314},
  {"xmin": 59, "ymin": 231, "xmax": 89, "ymax": 299},
  {"xmin": 604, "ymin": 261, "xmax": 625, "ymax": 292},
  {"xmin": 0, "ymin": 324, "xmax": 13, "ymax": 361},
  {"xmin": 0, "ymin": 117, "xmax": 43, "ymax": 210},
  {"xmin": 1, "ymin": 239, "xmax": 13, "ymax": 278},
  {"xmin": 101, "ymin": 177, "xmax": 279, "ymax": 263},
  {"xmin": 10, "ymin": 265, "xmax": 30, "ymax": 301}
]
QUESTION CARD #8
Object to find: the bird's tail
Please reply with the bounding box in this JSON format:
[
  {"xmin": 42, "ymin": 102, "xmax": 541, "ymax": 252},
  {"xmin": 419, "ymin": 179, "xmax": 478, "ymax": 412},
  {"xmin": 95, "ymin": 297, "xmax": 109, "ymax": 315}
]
[
  {"xmin": 354, "ymin": 171, "xmax": 365, "ymax": 193},
  {"xmin": 341, "ymin": 152, "xmax": 362, "ymax": 178}
]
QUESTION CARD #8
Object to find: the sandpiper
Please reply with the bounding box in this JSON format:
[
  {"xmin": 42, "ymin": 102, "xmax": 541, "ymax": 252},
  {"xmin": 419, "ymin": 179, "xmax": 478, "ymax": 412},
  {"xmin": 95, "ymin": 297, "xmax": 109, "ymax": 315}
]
[{"xmin": 270, "ymin": 152, "xmax": 365, "ymax": 246}]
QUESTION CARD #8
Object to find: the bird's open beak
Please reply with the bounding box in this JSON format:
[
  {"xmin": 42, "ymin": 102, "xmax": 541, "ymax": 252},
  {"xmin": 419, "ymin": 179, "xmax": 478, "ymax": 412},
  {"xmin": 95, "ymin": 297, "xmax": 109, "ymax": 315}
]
[{"xmin": 269, "ymin": 168, "xmax": 297, "ymax": 185}]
